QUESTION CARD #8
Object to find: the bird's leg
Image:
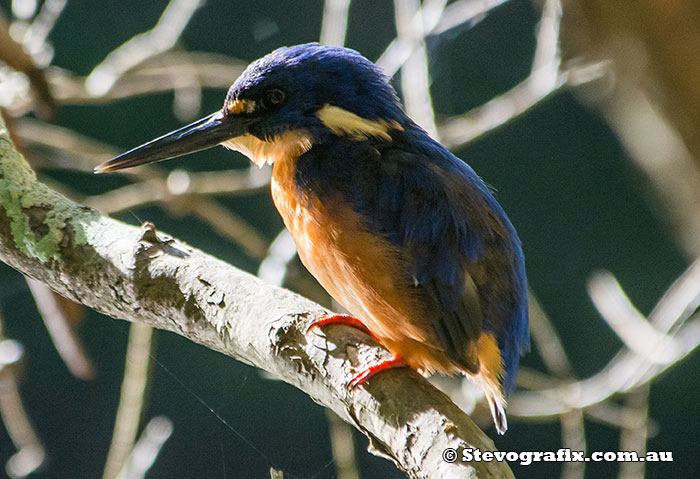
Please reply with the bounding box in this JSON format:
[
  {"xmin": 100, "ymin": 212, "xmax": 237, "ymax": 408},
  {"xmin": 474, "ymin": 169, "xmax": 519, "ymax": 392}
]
[
  {"xmin": 347, "ymin": 356, "xmax": 408, "ymax": 391},
  {"xmin": 306, "ymin": 313, "xmax": 380, "ymax": 342}
]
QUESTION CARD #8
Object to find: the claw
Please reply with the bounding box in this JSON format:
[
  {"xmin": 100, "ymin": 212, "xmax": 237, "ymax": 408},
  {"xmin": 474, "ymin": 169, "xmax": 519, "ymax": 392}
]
[
  {"xmin": 347, "ymin": 356, "xmax": 408, "ymax": 391},
  {"xmin": 306, "ymin": 314, "xmax": 379, "ymax": 342}
]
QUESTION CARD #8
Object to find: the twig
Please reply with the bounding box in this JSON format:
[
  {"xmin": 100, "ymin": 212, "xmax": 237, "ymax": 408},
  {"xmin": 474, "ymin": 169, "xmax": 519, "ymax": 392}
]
[
  {"xmin": 0, "ymin": 310, "xmax": 45, "ymax": 479},
  {"xmin": 83, "ymin": 168, "xmax": 270, "ymax": 214},
  {"xmin": 118, "ymin": 416, "xmax": 173, "ymax": 479},
  {"xmin": 377, "ymin": 0, "xmax": 509, "ymax": 77},
  {"xmin": 439, "ymin": 0, "xmax": 565, "ymax": 148},
  {"xmin": 320, "ymin": 0, "xmax": 352, "ymax": 47},
  {"xmin": 588, "ymin": 271, "xmax": 679, "ymax": 364},
  {"xmin": 617, "ymin": 385, "xmax": 650, "ymax": 479},
  {"xmin": 85, "ymin": 0, "xmax": 205, "ymax": 97},
  {"xmin": 527, "ymin": 293, "xmax": 574, "ymax": 379},
  {"xmin": 560, "ymin": 410, "xmax": 586, "ymax": 479},
  {"xmin": 22, "ymin": 0, "xmax": 67, "ymax": 60},
  {"xmin": 394, "ymin": 0, "xmax": 442, "ymax": 138},
  {"xmin": 433, "ymin": 0, "xmax": 510, "ymax": 36},
  {"xmin": 25, "ymin": 277, "xmax": 95, "ymax": 380},
  {"xmin": 327, "ymin": 410, "xmax": 360, "ymax": 479},
  {"xmin": 189, "ymin": 197, "xmax": 270, "ymax": 260},
  {"xmin": 438, "ymin": 70, "xmax": 567, "ymax": 149},
  {"xmin": 602, "ymin": 86, "xmax": 700, "ymax": 259},
  {"xmin": 103, "ymin": 323, "xmax": 154, "ymax": 479},
  {"xmin": 257, "ymin": 229, "xmax": 298, "ymax": 287},
  {"xmin": 509, "ymin": 260, "xmax": 700, "ymax": 417},
  {"xmin": 171, "ymin": 57, "xmax": 203, "ymax": 122}
]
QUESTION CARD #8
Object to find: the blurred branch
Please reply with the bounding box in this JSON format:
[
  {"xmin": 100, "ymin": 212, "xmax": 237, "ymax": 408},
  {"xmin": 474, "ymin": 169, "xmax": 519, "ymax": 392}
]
[
  {"xmin": 377, "ymin": 0, "xmax": 509, "ymax": 76},
  {"xmin": 21, "ymin": 0, "xmax": 67, "ymax": 60},
  {"xmin": 0, "ymin": 311, "xmax": 44, "ymax": 479},
  {"xmin": 85, "ymin": 0, "xmax": 204, "ymax": 97},
  {"xmin": 188, "ymin": 197, "xmax": 270, "ymax": 260},
  {"xmin": 527, "ymin": 293, "xmax": 574, "ymax": 379},
  {"xmin": 564, "ymin": 0, "xmax": 700, "ymax": 170},
  {"xmin": 0, "ymin": 115, "xmax": 513, "ymax": 479},
  {"xmin": 326, "ymin": 410, "xmax": 360, "ymax": 479},
  {"xmin": 320, "ymin": 0, "xmax": 351, "ymax": 47},
  {"xmin": 103, "ymin": 323, "xmax": 154, "ymax": 479},
  {"xmin": 588, "ymin": 271, "xmax": 679, "ymax": 364},
  {"xmin": 11, "ymin": 118, "xmax": 271, "ymax": 261},
  {"xmin": 257, "ymin": 229, "xmax": 297, "ymax": 287},
  {"xmin": 118, "ymin": 416, "xmax": 173, "ymax": 479},
  {"xmin": 394, "ymin": 0, "xmax": 441, "ymax": 137},
  {"xmin": 439, "ymin": 0, "xmax": 566, "ymax": 148},
  {"xmin": 597, "ymin": 85, "xmax": 700, "ymax": 259},
  {"xmin": 0, "ymin": 11, "xmax": 54, "ymax": 116},
  {"xmin": 83, "ymin": 169, "xmax": 270, "ymax": 214},
  {"xmin": 60, "ymin": 52, "xmax": 246, "ymax": 105},
  {"xmin": 560, "ymin": 410, "xmax": 586, "ymax": 479},
  {"xmin": 617, "ymin": 385, "xmax": 649, "ymax": 479},
  {"xmin": 510, "ymin": 260, "xmax": 700, "ymax": 418},
  {"xmin": 25, "ymin": 277, "xmax": 95, "ymax": 380},
  {"xmin": 561, "ymin": 0, "xmax": 700, "ymax": 260}
]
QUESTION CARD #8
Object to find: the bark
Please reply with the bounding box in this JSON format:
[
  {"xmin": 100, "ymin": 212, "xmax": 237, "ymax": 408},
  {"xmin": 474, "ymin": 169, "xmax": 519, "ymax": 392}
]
[{"xmin": 0, "ymin": 116, "xmax": 513, "ymax": 478}]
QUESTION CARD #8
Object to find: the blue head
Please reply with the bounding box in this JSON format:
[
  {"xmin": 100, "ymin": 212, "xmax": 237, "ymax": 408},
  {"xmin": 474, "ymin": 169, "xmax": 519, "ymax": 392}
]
[
  {"xmin": 95, "ymin": 43, "xmax": 410, "ymax": 172},
  {"xmin": 226, "ymin": 43, "xmax": 407, "ymax": 140}
]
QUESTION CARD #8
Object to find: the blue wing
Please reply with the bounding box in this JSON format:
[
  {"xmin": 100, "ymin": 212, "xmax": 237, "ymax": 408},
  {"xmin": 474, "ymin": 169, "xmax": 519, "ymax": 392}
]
[{"xmin": 295, "ymin": 128, "xmax": 529, "ymax": 391}]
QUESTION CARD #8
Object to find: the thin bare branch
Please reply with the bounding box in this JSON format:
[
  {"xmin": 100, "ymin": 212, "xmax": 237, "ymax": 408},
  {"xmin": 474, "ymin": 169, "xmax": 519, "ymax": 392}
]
[
  {"xmin": 103, "ymin": 323, "xmax": 154, "ymax": 479},
  {"xmin": 439, "ymin": 0, "xmax": 565, "ymax": 148},
  {"xmin": 22, "ymin": 0, "xmax": 67, "ymax": 60},
  {"xmin": 617, "ymin": 386, "xmax": 650, "ymax": 479},
  {"xmin": 189, "ymin": 197, "xmax": 270, "ymax": 260},
  {"xmin": 320, "ymin": 0, "xmax": 352, "ymax": 47},
  {"xmin": 25, "ymin": 277, "xmax": 95, "ymax": 380},
  {"xmin": 509, "ymin": 260, "xmax": 700, "ymax": 418},
  {"xmin": 327, "ymin": 410, "xmax": 360, "ymax": 479},
  {"xmin": 85, "ymin": 0, "xmax": 205, "ymax": 97},
  {"xmin": 118, "ymin": 416, "xmax": 173, "ymax": 479},
  {"xmin": 595, "ymin": 76, "xmax": 700, "ymax": 260},
  {"xmin": 0, "ymin": 312, "xmax": 44, "ymax": 479},
  {"xmin": 83, "ymin": 168, "xmax": 270, "ymax": 214},
  {"xmin": 588, "ymin": 271, "xmax": 680, "ymax": 364},
  {"xmin": 258, "ymin": 229, "xmax": 298, "ymax": 286},
  {"xmin": 377, "ymin": 0, "xmax": 509, "ymax": 77},
  {"xmin": 560, "ymin": 410, "xmax": 586, "ymax": 479},
  {"xmin": 394, "ymin": 0, "xmax": 442, "ymax": 138},
  {"xmin": 527, "ymin": 293, "xmax": 574, "ymax": 379}
]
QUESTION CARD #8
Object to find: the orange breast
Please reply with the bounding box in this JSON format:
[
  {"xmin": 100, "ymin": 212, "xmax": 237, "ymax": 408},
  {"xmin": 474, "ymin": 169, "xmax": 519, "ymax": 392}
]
[{"xmin": 270, "ymin": 154, "xmax": 462, "ymax": 374}]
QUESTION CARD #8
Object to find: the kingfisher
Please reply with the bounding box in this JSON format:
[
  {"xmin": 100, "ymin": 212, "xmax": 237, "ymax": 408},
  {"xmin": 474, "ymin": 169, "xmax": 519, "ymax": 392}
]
[{"xmin": 95, "ymin": 43, "xmax": 529, "ymax": 434}]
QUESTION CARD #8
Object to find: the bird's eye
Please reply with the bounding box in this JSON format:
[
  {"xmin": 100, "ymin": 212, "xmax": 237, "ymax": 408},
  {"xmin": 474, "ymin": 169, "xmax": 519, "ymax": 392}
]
[{"xmin": 263, "ymin": 89, "xmax": 285, "ymax": 108}]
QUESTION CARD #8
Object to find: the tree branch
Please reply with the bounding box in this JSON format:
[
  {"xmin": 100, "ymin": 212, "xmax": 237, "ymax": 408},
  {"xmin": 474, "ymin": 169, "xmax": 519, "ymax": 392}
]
[{"xmin": 0, "ymin": 118, "xmax": 512, "ymax": 477}]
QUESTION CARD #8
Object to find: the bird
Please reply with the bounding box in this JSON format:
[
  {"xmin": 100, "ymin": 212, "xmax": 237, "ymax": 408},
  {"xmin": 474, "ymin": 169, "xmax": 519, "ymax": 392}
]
[{"xmin": 95, "ymin": 43, "xmax": 529, "ymax": 435}]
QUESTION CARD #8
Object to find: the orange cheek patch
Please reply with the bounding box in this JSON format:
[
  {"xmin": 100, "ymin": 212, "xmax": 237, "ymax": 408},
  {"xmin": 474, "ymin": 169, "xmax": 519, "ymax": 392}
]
[{"xmin": 226, "ymin": 98, "xmax": 256, "ymax": 115}]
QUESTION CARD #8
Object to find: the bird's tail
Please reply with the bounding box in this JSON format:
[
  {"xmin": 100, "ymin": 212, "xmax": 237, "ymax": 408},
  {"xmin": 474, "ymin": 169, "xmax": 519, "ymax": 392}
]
[{"xmin": 475, "ymin": 333, "xmax": 508, "ymax": 435}]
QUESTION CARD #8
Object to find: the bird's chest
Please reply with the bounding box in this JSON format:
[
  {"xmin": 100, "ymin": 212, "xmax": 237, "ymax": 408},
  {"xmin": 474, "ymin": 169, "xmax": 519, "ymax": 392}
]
[
  {"xmin": 269, "ymin": 155, "xmax": 401, "ymax": 320},
  {"xmin": 270, "ymin": 156, "xmax": 348, "ymax": 289}
]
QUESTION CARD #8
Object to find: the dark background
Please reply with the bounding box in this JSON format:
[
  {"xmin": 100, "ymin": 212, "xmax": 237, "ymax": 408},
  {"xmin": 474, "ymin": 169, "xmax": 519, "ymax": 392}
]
[{"xmin": 0, "ymin": 0, "xmax": 696, "ymax": 478}]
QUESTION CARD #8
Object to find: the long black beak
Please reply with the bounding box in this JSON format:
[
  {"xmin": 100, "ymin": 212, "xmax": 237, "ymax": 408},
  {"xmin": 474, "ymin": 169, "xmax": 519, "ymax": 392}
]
[{"xmin": 94, "ymin": 111, "xmax": 245, "ymax": 173}]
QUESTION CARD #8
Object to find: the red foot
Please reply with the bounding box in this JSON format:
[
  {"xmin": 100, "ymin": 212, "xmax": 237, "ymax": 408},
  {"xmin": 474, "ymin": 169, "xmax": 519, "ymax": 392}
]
[
  {"xmin": 306, "ymin": 314, "xmax": 380, "ymax": 342},
  {"xmin": 347, "ymin": 356, "xmax": 408, "ymax": 391},
  {"xmin": 305, "ymin": 314, "xmax": 408, "ymax": 390}
]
